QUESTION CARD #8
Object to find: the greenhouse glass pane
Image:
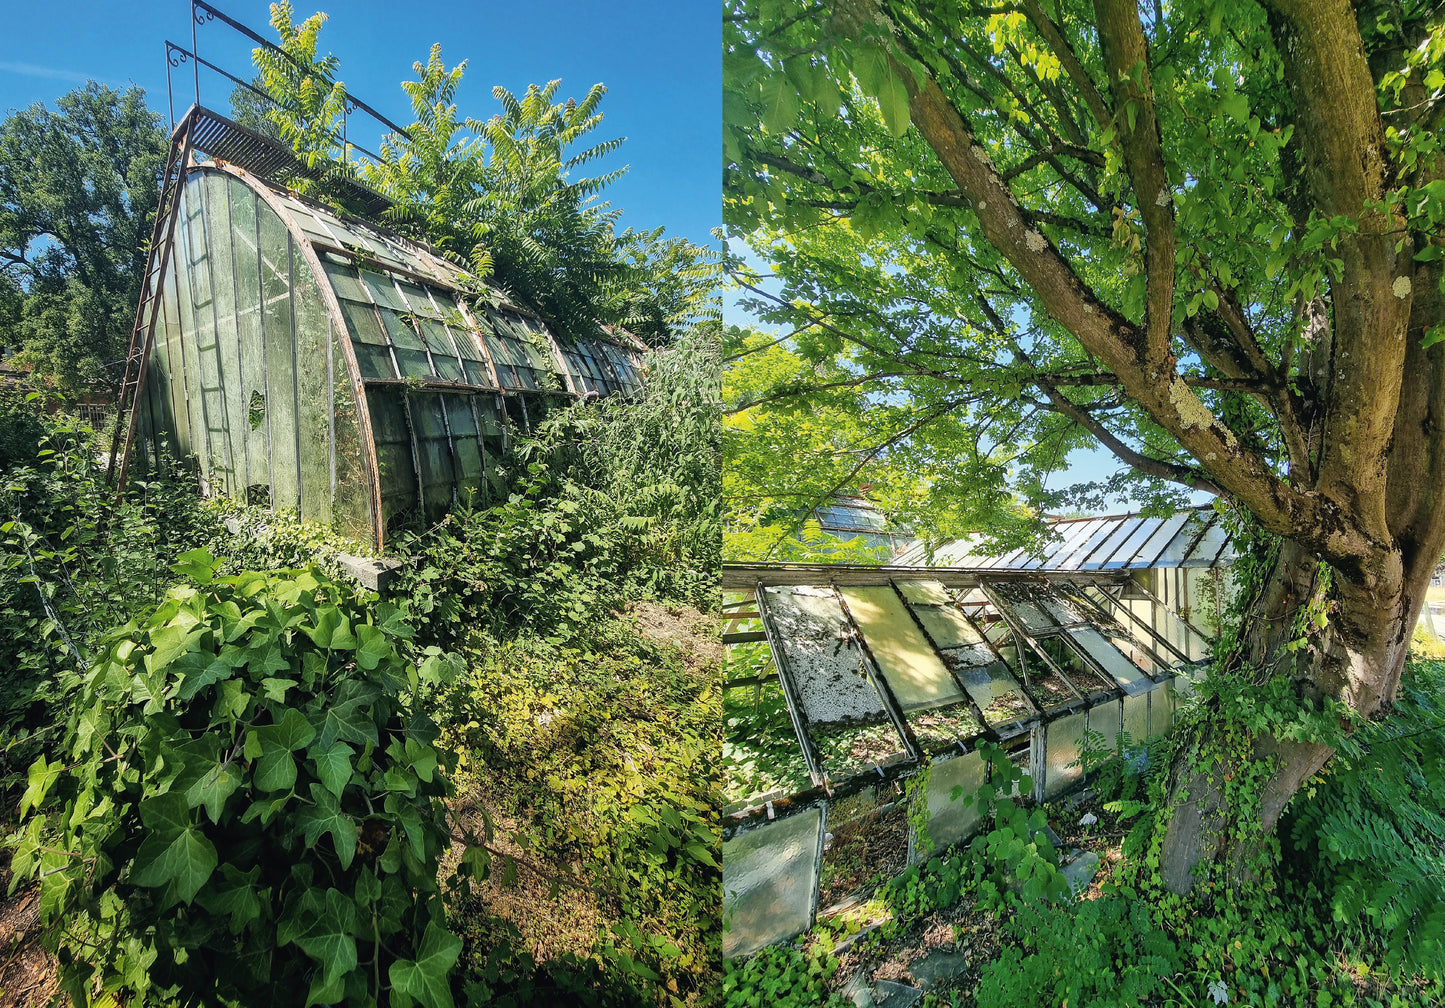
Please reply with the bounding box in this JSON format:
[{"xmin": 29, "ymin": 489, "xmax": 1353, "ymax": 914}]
[
  {"xmin": 329, "ymin": 316, "xmax": 373, "ymax": 545},
  {"xmin": 378, "ymin": 307, "xmax": 425, "ymax": 350},
  {"xmin": 838, "ymin": 586, "xmax": 962, "ymax": 708},
  {"xmin": 393, "ymin": 348, "xmax": 434, "ymax": 379},
  {"xmin": 1149, "ymin": 680, "xmax": 1173, "ymax": 737},
  {"xmin": 366, "ymin": 389, "xmax": 417, "ymax": 525},
  {"xmin": 983, "ymin": 580, "xmax": 1057, "ymax": 630},
  {"xmin": 340, "ymin": 299, "xmax": 387, "ymax": 345},
  {"xmin": 159, "ymin": 265, "xmax": 192, "ymax": 458},
  {"xmin": 904, "ymin": 702, "xmax": 984, "ymax": 753},
  {"xmin": 396, "ymin": 280, "xmax": 441, "ymax": 317},
  {"xmin": 894, "ymin": 580, "xmax": 952, "ymax": 605},
  {"xmin": 761, "ymin": 585, "xmax": 889, "ymax": 726},
  {"xmin": 291, "ymin": 244, "xmax": 335, "ymax": 525},
  {"xmin": 361, "ymin": 270, "xmax": 406, "ymax": 311},
  {"xmin": 1043, "ymin": 711, "xmax": 1088, "ymax": 798},
  {"xmin": 353, "ymin": 344, "xmax": 397, "ymax": 380},
  {"xmin": 1072, "ymin": 628, "xmax": 1153, "ymax": 695},
  {"xmin": 229, "ymin": 179, "xmax": 268, "ymax": 498},
  {"xmin": 924, "ymin": 749, "xmax": 986, "ymax": 850},
  {"xmin": 200, "ymin": 173, "xmax": 239, "ymax": 497},
  {"xmin": 722, "ymin": 808, "xmax": 823, "ymax": 959},
  {"xmin": 945, "ymin": 657, "xmax": 1033, "ymax": 727},
  {"xmin": 913, "ymin": 604, "xmax": 991, "ymax": 657},
  {"xmin": 409, "ymin": 392, "xmax": 448, "ymax": 438},
  {"xmin": 1087, "ymin": 699, "xmax": 1121, "ymax": 751},
  {"xmin": 1123, "ymin": 689, "xmax": 1149, "ymax": 747},
  {"xmin": 258, "ymin": 198, "xmax": 298, "ymax": 513},
  {"xmin": 321, "ymin": 257, "xmax": 368, "ymax": 303}
]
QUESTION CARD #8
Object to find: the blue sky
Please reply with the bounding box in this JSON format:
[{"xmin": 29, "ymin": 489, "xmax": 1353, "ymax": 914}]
[{"xmin": 0, "ymin": 0, "xmax": 719, "ymax": 250}]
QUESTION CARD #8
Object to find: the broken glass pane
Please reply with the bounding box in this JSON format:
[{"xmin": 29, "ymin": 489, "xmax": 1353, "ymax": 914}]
[
  {"xmin": 820, "ymin": 785, "xmax": 910, "ymax": 909},
  {"xmin": 939, "ymin": 654, "xmax": 1034, "ymax": 728},
  {"xmin": 812, "ymin": 720, "xmax": 908, "ymax": 782},
  {"xmin": 904, "ymin": 701, "xmax": 985, "ymax": 753},
  {"xmin": 722, "ymin": 808, "xmax": 823, "ymax": 959},
  {"xmin": 838, "ymin": 586, "xmax": 963, "ymax": 708},
  {"xmin": 761, "ymin": 586, "xmax": 889, "ymax": 726},
  {"xmin": 723, "ymin": 674, "xmax": 812, "ymax": 809},
  {"xmin": 983, "ymin": 580, "xmax": 1058, "ymax": 630}
]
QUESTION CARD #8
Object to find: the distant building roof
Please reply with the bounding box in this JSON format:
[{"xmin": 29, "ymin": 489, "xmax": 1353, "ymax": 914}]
[{"xmin": 892, "ymin": 506, "xmax": 1234, "ymax": 572}]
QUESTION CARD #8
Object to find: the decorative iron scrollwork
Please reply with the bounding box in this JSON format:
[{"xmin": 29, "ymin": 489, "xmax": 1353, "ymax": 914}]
[{"xmin": 166, "ymin": 43, "xmax": 191, "ymax": 69}]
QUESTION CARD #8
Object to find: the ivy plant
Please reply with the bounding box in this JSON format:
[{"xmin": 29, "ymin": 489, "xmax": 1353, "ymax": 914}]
[{"xmin": 9, "ymin": 550, "xmax": 466, "ymax": 1008}]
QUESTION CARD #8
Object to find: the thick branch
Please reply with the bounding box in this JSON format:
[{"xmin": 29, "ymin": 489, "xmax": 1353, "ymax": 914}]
[
  {"xmin": 1094, "ymin": 0, "xmax": 1175, "ymax": 360},
  {"xmin": 895, "ymin": 57, "xmax": 1304, "ymax": 540}
]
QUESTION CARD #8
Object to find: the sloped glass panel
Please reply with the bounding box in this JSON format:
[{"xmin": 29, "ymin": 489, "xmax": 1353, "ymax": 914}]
[
  {"xmin": 924, "ymin": 749, "xmax": 986, "ymax": 850},
  {"xmin": 945, "ymin": 657, "xmax": 1034, "ymax": 727},
  {"xmin": 904, "ymin": 702, "xmax": 984, "ymax": 753},
  {"xmin": 762, "ymin": 586, "xmax": 889, "ymax": 726},
  {"xmin": 321, "ymin": 257, "xmax": 368, "ymax": 303},
  {"xmin": 984, "ymin": 580, "xmax": 1057, "ymax": 630},
  {"xmin": 894, "ymin": 579, "xmax": 952, "ymax": 605},
  {"xmin": 913, "ymin": 604, "xmax": 992, "ymax": 661},
  {"xmin": 1072, "ymin": 628, "xmax": 1153, "ymax": 695},
  {"xmin": 378, "ymin": 307, "xmax": 426, "ymax": 350},
  {"xmin": 361, "ymin": 270, "xmax": 406, "ymax": 311},
  {"xmin": 839, "ymin": 586, "xmax": 963, "ymax": 708},
  {"xmin": 722, "ymin": 808, "xmax": 823, "ymax": 958}
]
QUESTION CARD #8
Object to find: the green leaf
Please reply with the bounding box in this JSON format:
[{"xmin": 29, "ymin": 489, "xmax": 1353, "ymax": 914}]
[
  {"xmin": 760, "ymin": 73, "xmax": 800, "ymax": 135},
  {"xmin": 854, "ymin": 46, "xmax": 910, "ymax": 138},
  {"xmin": 297, "ymin": 784, "xmax": 359, "ymax": 869},
  {"xmin": 131, "ymin": 825, "xmax": 218, "ymax": 903},
  {"xmin": 197, "ymin": 863, "xmax": 264, "ymax": 931},
  {"xmin": 355, "ymin": 624, "xmax": 393, "ymax": 671},
  {"xmin": 280, "ymin": 888, "xmax": 358, "ymax": 986},
  {"xmin": 19, "ymin": 756, "xmax": 61, "ymax": 819},
  {"xmin": 388, "ymin": 922, "xmax": 463, "ymax": 1008},
  {"xmin": 311, "ymin": 741, "xmax": 355, "ymax": 798},
  {"xmin": 186, "ymin": 762, "xmax": 242, "ymax": 823},
  {"xmin": 259, "ymin": 707, "xmax": 318, "ymax": 752},
  {"xmin": 254, "ymin": 748, "xmax": 298, "ymax": 792}
]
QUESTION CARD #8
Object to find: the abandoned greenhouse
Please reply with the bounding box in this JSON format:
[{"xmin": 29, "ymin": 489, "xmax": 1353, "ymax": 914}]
[
  {"xmin": 719, "ymin": 508, "xmax": 1234, "ymax": 958},
  {"xmin": 114, "ymin": 105, "xmax": 644, "ymax": 550}
]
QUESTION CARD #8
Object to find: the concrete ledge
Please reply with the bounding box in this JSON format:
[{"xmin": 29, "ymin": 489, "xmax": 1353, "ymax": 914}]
[{"xmin": 336, "ymin": 552, "xmax": 405, "ymax": 592}]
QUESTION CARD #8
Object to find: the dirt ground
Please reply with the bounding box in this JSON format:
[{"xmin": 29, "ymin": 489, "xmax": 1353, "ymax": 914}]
[{"xmin": 0, "ymin": 877, "xmax": 59, "ymax": 1008}]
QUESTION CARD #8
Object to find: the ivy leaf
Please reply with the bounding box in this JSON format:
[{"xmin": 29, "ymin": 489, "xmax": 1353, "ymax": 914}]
[
  {"xmin": 197, "ymin": 863, "xmax": 264, "ymax": 931},
  {"xmin": 254, "ymin": 749, "xmax": 298, "ymax": 792},
  {"xmin": 279, "ymin": 888, "xmax": 358, "ymax": 986},
  {"xmin": 354, "ymin": 624, "xmax": 393, "ymax": 671},
  {"xmin": 186, "ymin": 761, "xmax": 243, "ymax": 823},
  {"xmin": 310, "ymin": 741, "xmax": 355, "ymax": 798},
  {"xmin": 19, "ymin": 756, "xmax": 61, "ymax": 819},
  {"xmin": 388, "ymin": 922, "xmax": 463, "ymax": 1008},
  {"xmin": 297, "ymin": 784, "xmax": 359, "ymax": 869},
  {"xmin": 258, "ymin": 707, "xmax": 318, "ymax": 752},
  {"xmin": 131, "ymin": 825, "xmax": 218, "ymax": 904}
]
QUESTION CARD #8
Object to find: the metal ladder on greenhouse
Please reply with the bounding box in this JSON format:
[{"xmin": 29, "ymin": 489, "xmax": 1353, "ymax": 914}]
[{"xmin": 106, "ymin": 112, "xmax": 197, "ymax": 492}]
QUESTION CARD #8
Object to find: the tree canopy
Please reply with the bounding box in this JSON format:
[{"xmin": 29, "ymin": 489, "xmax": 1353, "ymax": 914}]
[
  {"xmin": 247, "ymin": 3, "xmax": 720, "ymax": 347},
  {"xmin": 0, "ymin": 83, "xmax": 165, "ymax": 391},
  {"xmin": 724, "ymin": 0, "xmax": 1445, "ymax": 887}
]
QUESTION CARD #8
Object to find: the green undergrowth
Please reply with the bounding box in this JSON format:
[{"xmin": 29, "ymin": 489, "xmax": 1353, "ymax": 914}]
[{"xmin": 724, "ymin": 662, "xmax": 1445, "ymax": 1008}]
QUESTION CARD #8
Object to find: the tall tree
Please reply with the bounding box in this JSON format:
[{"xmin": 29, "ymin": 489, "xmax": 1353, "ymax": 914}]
[
  {"xmin": 724, "ymin": 0, "xmax": 1445, "ymax": 890},
  {"xmin": 0, "ymin": 83, "xmax": 165, "ymax": 391},
  {"xmin": 248, "ymin": 4, "xmax": 720, "ymax": 345}
]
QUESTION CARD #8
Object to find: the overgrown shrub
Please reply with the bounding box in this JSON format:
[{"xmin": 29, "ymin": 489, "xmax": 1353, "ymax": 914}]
[
  {"xmin": 0, "ymin": 415, "xmax": 222, "ymax": 790},
  {"xmin": 9, "ymin": 553, "xmax": 466, "ymax": 1008}
]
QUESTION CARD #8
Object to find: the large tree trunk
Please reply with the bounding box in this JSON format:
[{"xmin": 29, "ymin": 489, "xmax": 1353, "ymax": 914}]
[{"xmin": 1155, "ymin": 531, "xmax": 1429, "ymax": 893}]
